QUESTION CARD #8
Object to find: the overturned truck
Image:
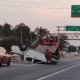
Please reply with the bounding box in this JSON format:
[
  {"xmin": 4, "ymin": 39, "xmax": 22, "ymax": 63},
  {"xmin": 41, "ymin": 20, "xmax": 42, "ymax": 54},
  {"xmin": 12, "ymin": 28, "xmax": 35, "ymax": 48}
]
[{"xmin": 24, "ymin": 39, "xmax": 60, "ymax": 64}]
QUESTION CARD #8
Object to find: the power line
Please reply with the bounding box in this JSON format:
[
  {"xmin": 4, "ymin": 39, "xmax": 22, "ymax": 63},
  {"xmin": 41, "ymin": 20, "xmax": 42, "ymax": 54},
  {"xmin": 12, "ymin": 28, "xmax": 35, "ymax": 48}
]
[
  {"xmin": 27, "ymin": 7, "xmax": 70, "ymax": 10},
  {"xmin": 27, "ymin": 2, "xmax": 58, "ymax": 4},
  {"xmin": 0, "ymin": 4, "xmax": 70, "ymax": 9},
  {"xmin": 0, "ymin": 0, "xmax": 24, "ymax": 2},
  {"xmin": 0, "ymin": 0, "xmax": 71, "ymax": 10},
  {"xmin": 0, "ymin": 5, "xmax": 22, "ymax": 7},
  {"xmin": 0, "ymin": 1, "xmax": 70, "ymax": 5}
]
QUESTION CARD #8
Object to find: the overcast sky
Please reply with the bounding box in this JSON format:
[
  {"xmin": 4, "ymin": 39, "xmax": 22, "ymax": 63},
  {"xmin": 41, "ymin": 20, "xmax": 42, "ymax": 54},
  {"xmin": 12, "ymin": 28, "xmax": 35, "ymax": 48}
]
[{"xmin": 0, "ymin": 0, "xmax": 80, "ymax": 33}]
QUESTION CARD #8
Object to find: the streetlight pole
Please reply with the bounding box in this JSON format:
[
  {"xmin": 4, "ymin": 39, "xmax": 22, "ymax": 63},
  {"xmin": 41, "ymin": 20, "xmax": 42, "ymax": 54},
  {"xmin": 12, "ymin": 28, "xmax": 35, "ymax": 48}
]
[
  {"xmin": 21, "ymin": 31, "xmax": 23, "ymax": 44},
  {"xmin": 57, "ymin": 26, "xmax": 60, "ymax": 54},
  {"xmin": 20, "ymin": 31, "xmax": 25, "ymax": 60},
  {"xmin": 31, "ymin": 31, "xmax": 32, "ymax": 44}
]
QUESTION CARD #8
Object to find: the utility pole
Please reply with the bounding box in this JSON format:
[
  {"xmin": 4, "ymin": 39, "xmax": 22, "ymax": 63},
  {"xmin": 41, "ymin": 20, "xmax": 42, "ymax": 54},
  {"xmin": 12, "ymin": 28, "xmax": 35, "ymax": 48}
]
[
  {"xmin": 57, "ymin": 26, "xmax": 60, "ymax": 45},
  {"xmin": 57, "ymin": 26, "xmax": 60, "ymax": 54},
  {"xmin": 31, "ymin": 31, "xmax": 32, "ymax": 44},
  {"xmin": 20, "ymin": 31, "xmax": 24, "ymax": 60},
  {"xmin": 21, "ymin": 31, "xmax": 23, "ymax": 44}
]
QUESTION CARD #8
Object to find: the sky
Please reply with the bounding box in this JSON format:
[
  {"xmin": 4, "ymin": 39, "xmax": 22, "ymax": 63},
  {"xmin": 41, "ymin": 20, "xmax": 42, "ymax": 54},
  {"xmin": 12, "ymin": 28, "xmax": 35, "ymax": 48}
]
[{"xmin": 0, "ymin": 0, "xmax": 80, "ymax": 33}]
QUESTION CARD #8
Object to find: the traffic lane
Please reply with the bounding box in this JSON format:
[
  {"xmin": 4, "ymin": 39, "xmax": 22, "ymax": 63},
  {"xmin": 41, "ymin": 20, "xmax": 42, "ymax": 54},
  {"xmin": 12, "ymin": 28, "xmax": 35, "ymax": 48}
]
[
  {"xmin": 0, "ymin": 62, "xmax": 37, "ymax": 80},
  {"xmin": 0, "ymin": 63, "xmax": 63, "ymax": 80},
  {"xmin": 0, "ymin": 62, "xmax": 36, "ymax": 71},
  {"xmin": 39, "ymin": 63, "xmax": 80, "ymax": 80},
  {"xmin": 0, "ymin": 60, "xmax": 79, "ymax": 80},
  {"xmin": 0, "ymin": 59, "xmax": 80, "ymax": 80}
]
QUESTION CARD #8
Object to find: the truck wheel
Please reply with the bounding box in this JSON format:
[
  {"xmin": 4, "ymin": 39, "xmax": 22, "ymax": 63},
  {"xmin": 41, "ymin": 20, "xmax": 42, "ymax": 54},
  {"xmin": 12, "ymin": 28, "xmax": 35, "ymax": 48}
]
[
  {"xmin": 53, "ymin": 61, "xmax": 58, "ymax": 65},
  {"xmin": 7, "ymin": 62, "xmax": 10, "ymax": 66},
  {"xmin": 0, "ymin": 63, "xmax": 2, "ymax": 67},
  {"xmin": 7, "ymin": 58, "xmax": 11, "ymax": 66}
]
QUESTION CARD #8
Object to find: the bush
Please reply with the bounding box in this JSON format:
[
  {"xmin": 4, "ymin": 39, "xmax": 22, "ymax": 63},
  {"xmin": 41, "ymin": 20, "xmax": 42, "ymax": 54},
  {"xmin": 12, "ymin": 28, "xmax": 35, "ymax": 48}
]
[{"xmin": 0, "ymin": 38, "xmax": 12, "ymax": 52}]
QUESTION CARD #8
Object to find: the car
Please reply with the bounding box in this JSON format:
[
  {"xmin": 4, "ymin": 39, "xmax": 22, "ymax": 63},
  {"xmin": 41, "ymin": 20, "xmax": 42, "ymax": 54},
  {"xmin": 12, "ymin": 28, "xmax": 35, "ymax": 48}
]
[
  {"xmin": 24, "ymin": 49, "xmax": 47, "ymax": 63},
  {"xmin": 0, "ymin": 47, "xmax": 11, "ymax": 67}
]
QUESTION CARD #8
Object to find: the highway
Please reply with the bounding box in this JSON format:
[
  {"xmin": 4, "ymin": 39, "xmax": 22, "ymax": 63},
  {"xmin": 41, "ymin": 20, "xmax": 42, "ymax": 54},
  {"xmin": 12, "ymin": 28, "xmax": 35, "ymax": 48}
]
[{"xmin": 0, "ymin": 56, "xmax": 80, "ymax": 80}]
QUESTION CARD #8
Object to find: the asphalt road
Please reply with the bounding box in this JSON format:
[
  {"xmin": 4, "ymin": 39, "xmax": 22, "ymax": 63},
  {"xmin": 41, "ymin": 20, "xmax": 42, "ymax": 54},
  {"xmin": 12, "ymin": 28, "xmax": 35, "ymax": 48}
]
[{"xmin": 0, "ymin": 56, "xmax": 80, "ymax": 80}]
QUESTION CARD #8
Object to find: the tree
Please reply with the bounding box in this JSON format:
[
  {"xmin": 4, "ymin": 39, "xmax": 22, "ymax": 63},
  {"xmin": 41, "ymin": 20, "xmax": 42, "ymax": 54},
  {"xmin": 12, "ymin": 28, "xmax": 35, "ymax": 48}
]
[
  {"xmin": 0, "ymin": 23, "xmax": 13, "ymax": 52},
  {"xmin": 13, "ymin": 23, "xmax": 31, "ymax": 44},
  {"xmin": 0, "ymin": 25, "xmax": 3, "ymax": 38},
  {"xmin": 59, "ymin": 34, "xmax": 69, "ymax": 51},
  {"xmin": 0, "ymin": 38, "xmax": 12, "ymax": 52},
  {"xmin": 2, "ymin": 23, "xmax": 12, "ymax": 37},
  {"xmin": 35, "ymin": 27, "xmax": 49, "ymax": 38}
]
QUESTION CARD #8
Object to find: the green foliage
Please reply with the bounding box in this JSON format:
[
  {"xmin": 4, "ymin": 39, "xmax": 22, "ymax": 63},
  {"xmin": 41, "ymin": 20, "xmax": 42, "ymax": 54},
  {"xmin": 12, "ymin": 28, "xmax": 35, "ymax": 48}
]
[
  {"xmin": 10, "ymin": 36, "xmax": 21, "ymax": 45},
  {"xmin": 60, "ymin": 34, "xmax": 69, "ymax": 51},
  {"xmin": 0, "ymin": 23, "xmax": 50, "ymax": 50},
  {"xmin": 35, "ymin": 27, "xmax": 49, "ymax": 37},
  {"xmin": 1, "ymin": 23, "xmax": 12, "ymax": 37},
  {"xmin": 12, "ymin": 23, "xmax": 31, "ymax": 45},
  {"xmin": 14, "ymin": 23, "xmax": 30, "ymax": 38},
  {"xmin": 0, "ymin": 38, "xmax": 12, "ymax": 52}
]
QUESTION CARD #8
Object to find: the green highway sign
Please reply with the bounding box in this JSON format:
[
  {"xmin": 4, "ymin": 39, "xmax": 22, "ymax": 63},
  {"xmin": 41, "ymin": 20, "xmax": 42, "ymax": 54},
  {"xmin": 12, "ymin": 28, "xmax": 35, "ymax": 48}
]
[
  {"xmin": 65, "ymin": 26, "xmax": 80, "ymax": 31},
  {"xmin": 71, "ymin": 5, "xmax": 80, "ymax": 17}
]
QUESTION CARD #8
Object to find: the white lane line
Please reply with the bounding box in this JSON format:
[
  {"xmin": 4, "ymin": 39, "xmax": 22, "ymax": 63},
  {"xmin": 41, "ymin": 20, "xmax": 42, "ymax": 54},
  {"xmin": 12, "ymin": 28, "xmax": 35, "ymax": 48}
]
[{"xmin": 36, "ymin": 64, "xmax": 80, "ymax": 80}]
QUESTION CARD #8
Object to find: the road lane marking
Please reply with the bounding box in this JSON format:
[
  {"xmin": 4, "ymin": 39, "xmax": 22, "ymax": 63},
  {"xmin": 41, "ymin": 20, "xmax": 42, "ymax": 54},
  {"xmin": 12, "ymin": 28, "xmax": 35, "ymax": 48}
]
[{"xmin": 36, "ymin": 64, "xmax": 80, "ymax": 80}]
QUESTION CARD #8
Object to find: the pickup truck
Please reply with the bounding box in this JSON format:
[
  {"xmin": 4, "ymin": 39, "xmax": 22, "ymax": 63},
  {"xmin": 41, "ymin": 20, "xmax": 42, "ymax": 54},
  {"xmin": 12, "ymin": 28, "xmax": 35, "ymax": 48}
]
[{"xmin": 24, "ymin": 49, "xmax": 59, "ymax": 64}]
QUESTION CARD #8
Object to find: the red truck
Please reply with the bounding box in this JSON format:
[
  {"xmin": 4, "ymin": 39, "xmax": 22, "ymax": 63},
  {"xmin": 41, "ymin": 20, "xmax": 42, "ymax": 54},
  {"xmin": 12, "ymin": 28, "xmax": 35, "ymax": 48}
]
[{"xmin": 0, "ymin": 47, "xmax": 11, "ymax": 67}]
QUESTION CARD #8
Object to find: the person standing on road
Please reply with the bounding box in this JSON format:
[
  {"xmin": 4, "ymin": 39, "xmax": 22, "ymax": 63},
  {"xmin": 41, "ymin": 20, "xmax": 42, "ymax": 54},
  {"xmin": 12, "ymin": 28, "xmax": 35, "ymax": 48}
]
[{"xmin": 45, "ymin": 49, "xmax": 52, "ymax": 63}]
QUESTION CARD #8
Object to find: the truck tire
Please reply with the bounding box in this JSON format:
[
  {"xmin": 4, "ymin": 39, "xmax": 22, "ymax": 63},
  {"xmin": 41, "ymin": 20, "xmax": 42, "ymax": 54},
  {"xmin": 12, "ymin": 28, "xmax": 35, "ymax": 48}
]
[
  {"xmin": 7, "ymin": 62, "xmax": 10, "ymax": 66},
  {"xmin": 7, "ymin": 58, "xmax": 11, "ymax": 66},
  {"xmin": 0, "ymin": 63, "xmax": 2, "ymax": 67},
  {"xmin": 53, "ymin": 61, "xmax": 58, "ymax": 65}
]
